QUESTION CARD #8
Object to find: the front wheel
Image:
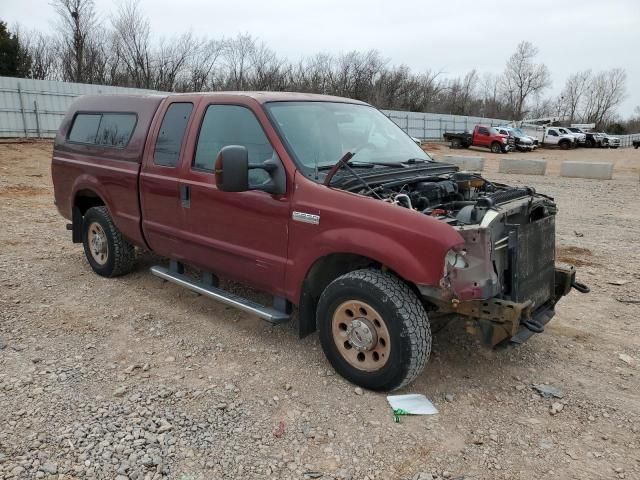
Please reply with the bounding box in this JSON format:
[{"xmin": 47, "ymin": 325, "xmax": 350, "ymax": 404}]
[
  {"xmin": 317, "ymin": 269, "xmax": 431, "ymax": 391},
  {"xmin": 82, "ymin": 206, "xmax": 136, "ymax": 277},
  {"xmin": 490, "ymin": 142, "xmax": 502, "ymax": 153}
]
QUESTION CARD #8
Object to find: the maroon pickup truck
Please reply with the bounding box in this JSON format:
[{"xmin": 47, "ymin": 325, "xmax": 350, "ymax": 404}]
[{"xmin": 51, "ymin": 92, "xmax": 587, "ymax": 390}]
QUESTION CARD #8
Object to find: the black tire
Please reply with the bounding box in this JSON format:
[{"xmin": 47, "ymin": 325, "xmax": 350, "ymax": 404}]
[
  {"xmin": 82, "ymin": 206, "xmax": 135, "ymax": 277},
  {"xmin": 317, "ymin": 269, "xmax": 431, "ymax": 391},
  {"xmin": 451, "ymin": 138, "xmax": 462, "ymax": 149},
  {"xmin": 635, "ymin": 145, "xmax": 639, "ymax": 149},
  {"xmin": 586, "ymin": 138, "xmax": 595, "ymax": 148},
  {"xmin": 559, "ymin": 140, "xmax": 571, "ymax": 150},
  {"xmin": 610, "ymin": 146, "xmax": 618, "ymax": 149},
  {"xmin": 490, "ymin": 142, "xmax": 502, "ymax": 154}
]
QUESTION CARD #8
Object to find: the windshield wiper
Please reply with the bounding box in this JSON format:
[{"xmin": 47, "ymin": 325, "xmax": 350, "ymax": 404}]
[{"xmin": 322, "ymin": 152, "xmax": 382, "ymax": 199}]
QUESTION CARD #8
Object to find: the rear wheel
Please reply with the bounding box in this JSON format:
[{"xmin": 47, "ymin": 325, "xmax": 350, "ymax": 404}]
[
  {"xmin": 490, "ymin": 142, "xmax": 502, "ymax": 153},
  {"xmin": 585, "ymin": 138, "xmax": 595, "ymax": 148},
  {"xmin": 82, "ymin": 206, "xmax": 136, "ymax": 277},
  {"xmin": 559, "ymin": 140, "xmax": 571, "ymax": 150},
  {"xmin": 451, "ymin": 138, "xmax": 462, "ymax": 149},
  {"xmin": 317, "ymin": 269, "xmax": 431, "ymax": 391}
]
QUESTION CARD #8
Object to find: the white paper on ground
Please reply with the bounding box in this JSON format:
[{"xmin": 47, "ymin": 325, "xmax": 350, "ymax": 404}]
[{"xmin": 386, "ymin": 394, "xmax": 438, "ymax": 415}]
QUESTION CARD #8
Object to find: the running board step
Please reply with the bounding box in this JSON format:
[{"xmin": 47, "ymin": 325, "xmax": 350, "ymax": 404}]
[{"xmin": 150, "ymin": 265, "xmax": 290, "ymax": 324}]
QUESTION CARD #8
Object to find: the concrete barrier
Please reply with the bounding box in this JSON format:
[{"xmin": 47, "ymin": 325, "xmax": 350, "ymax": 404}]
[
  {"xmin": 560, "ymin": 161, "xmax": 614, "ymax": 180},
  {"xmin": 443, "ymin": 155, "xmax": 485, "ymax": 171},
  {"xmin": 498, "ymin": 158, "xmax": 547, "ymax": 175}
]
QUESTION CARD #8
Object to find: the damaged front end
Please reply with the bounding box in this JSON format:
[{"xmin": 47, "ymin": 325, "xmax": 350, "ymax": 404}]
[
  {"xmin": 418, "ymin": 184, "xmax": 589, "ymax": 346},
  {"xmin": 332, "ymin": 162, "xmax": 589, "ymax": 347}
]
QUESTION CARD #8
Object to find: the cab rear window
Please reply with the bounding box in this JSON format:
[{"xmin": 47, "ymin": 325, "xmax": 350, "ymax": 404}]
[{"xmin": 68, "ymin": 113, "xmax": 137, "ymax": 148}]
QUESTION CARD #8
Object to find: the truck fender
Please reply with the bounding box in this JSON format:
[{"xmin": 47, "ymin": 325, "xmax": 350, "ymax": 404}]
[
  {"xmin": 70, "ymin": 174, "xmax": 112, "ymax": 214},
  {"xmin": 292, "ymin": 227, "xmax": 461, "ymax": 337}
]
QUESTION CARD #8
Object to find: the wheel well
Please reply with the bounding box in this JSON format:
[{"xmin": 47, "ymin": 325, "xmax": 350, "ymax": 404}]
[
  {"xmin": 297, "ymin": 253, "xmax": 424, "ymax": 338},
  {"xmin": 71, "ymin": 190, "xmax": 105, "ymax": 243},
  {"xmin": 75, "ymin": 189, "xmax": 105, "ymax": 215}
]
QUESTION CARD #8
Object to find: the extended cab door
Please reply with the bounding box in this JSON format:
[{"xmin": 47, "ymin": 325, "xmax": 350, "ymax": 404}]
[
  {"xmin": 177, "ymin": 102, "xmax": 290, "ymax": 294},
  {"xmin": 140, "ymin": 98, "xmax": 199, "ymax": 259},
  {"xmin": 474, "ymin": 126, "xmax": 491, "ymax": 147}
]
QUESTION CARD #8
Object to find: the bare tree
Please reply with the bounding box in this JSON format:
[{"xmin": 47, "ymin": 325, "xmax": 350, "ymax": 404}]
[
  {"xmin": 153, "ymin": 32, "xmax": 196, "ymax": 91},
  {"xmin": 223, "ymin": 34, "xmax": 257, "ymax": 90},
  {"xmin": 248, "ymin": 41, "xmax": 287, "ymax": 90},
  {"xmin": 580, "ymin": 68, "xmax": 627, "ymax": 127},
  {"xmin": 23, "ymin": 32, "xmax": 58, "ymax": 79},
  {"xmin": 183, "ymin": 38, "xmax": 225, "ymax": 92},
  {"xmin": 441, "ymin": 69, "xmax": 478, "ymax": 115},
  {"xmin": 480, "ymin": 73, "xmax": 504, "ymax": 118},
  {"xmin": 111, "ymin": 0, "xmax": 152, "ymax": 88},
  {"xmin": 52, "ymin": 0, "xmax": 100, "ymax": 83},
  {"xmin": 501, "ymin": 41, "xmax": 551, "ymax": 120},
  {"xmin": 558, "ymin": 70, "xmax": 591, "ymax": 122}
]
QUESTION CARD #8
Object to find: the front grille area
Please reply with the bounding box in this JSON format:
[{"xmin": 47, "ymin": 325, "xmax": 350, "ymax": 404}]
[
  {"xmin": 485, "ymin": 187, "xmax": 534, "ymax": 205},
  {"xmin": 506, "ymin": 215, "xmax": 556, "ymax": 308}
]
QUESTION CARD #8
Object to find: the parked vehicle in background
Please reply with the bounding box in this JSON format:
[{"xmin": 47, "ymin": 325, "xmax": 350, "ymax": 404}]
[
  {"xmin": 496, "ymin": 127, "xmax": 535, "ymax": 152},
  {"xmin": 599, "ymin": 133, "xmax": 621, "ymax": 149},
  {"xmin": 50, "ymin": 92, "xmax": 586, "ymax": 390},
  {"xmin": 443, "ymin": 125, "xmax": 514, "ymax": 153},
  {"xmin": 541, "ymin": 127, "xmax": 575, "ymax": 149},
  {"xmin": 567, "ymin": 127, "xmax": 600, "ymax": 148},
  {"xmin": 557, "ymin": 127, "xmax": 586, "ymax": 146},
  {"xmin": 633, "ymin": 139, "xmax": 640, "ymax": 149}
]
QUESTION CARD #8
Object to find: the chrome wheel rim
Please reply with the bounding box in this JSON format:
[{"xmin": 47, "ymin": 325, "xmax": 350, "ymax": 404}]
[
  {"xmin": 87, "ymin": 222, "xmax": 108, "ymax": 265},
  {"xmin": 331, "ymin": 300, "xmax": 390, "ymax": 372}
]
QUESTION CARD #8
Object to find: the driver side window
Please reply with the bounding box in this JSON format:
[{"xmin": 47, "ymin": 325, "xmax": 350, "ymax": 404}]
[{"xmin": 193, "ymin": 105, "xmax": 273, "ymax": 186}]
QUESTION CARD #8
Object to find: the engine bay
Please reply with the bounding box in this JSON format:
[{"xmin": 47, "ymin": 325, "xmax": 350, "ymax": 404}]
[{"xmin": 335, "ymin": 167, "xmax": 553, "ymax": 226}]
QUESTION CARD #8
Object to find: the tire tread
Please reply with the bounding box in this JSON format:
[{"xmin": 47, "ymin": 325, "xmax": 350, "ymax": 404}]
[
  {"xmin": 84, "ymin": 206, "xmax": 135, "ymax": 277},
  {"xmin": 322, "ymin": 269, "xmax": 431, "ymax": 390}
]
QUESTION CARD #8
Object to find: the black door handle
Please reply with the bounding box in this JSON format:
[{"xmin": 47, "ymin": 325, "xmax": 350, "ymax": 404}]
[{"xmin": 180, "ymin": 184, "xmax": 190, "ymax": 208}]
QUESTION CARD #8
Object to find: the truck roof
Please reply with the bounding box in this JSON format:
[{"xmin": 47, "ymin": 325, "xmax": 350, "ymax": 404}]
[
  {"xmin": 71, "ymin": 91, "xmax": 370, "ymax": 109},
  {"xmin": 55, "ymin": 92, "xmax": 371, "ymax": 165},
  {"xmin": 170, "ymin": 91, "xmax": 371, "ymax": 105}
]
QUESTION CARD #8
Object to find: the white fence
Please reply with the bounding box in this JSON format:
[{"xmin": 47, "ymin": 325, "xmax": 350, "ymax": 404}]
[
  {"xmin": 1, "ymin": 76, "xmax": 638, "ymax": 147},
  {"xmin": 0, "ymin": 76, "xmax": 511, "ymax": 141},
  {"xmin": 0, "ymin": 77, "xmax": 163, "ymax": 138}
]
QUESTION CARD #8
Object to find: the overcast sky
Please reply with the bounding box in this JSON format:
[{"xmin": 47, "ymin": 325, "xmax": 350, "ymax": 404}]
[{"xmin": 3, "ymin": 0, "xmax": 639, "ymax": 117}]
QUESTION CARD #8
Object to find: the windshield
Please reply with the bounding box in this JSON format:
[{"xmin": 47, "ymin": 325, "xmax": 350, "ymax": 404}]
[
  {"xmin": 265, "ymin": 102, "xmax": 429, "ymax": 173},
  {"xmin": 489, "ymin": 127, "xmax": 500, "ymax": 136},
  {"xmin": 511, "ymin": 128, "xmax": 525, "ymax": 136}
]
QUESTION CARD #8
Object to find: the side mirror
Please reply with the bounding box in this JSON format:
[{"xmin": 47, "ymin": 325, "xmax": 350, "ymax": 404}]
[
  {"xmin": 215, "ymin": 145, "xmax": 249, "ymax": 192},
  {"xmin": 215, "ymin": 146, "xmax": 286, "ymax": 196}
]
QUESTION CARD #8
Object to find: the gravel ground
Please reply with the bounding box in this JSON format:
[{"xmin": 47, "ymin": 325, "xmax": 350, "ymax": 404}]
[{"xmin": 0, "ymin": 141, "xmax": 639, "ymax": 480}]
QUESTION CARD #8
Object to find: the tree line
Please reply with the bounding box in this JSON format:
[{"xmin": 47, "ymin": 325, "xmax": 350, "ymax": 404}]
[{"xmin": 1, "ymin": 0, "xmax": 636, "ymax": 131}]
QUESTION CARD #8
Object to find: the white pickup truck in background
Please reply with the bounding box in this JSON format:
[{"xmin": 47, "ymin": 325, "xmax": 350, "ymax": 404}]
[
  {"xmin": 557, "ymin": 127, "xmax": 586, "ymax": 146},
  {"xmin": 520, "ymin": 125, "xmax": 576, "ymax": 149}
]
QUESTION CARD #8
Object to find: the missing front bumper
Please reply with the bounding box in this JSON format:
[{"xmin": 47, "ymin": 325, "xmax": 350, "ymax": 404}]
[{"xmin": 423, "ymin": 264, "xmax": 587, "ymax": 347}]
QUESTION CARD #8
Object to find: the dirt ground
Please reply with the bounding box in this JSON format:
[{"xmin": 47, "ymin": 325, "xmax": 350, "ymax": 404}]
[{"xmin": 0, "ymin": 141, "xmax": 639, "ymax": 480}]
